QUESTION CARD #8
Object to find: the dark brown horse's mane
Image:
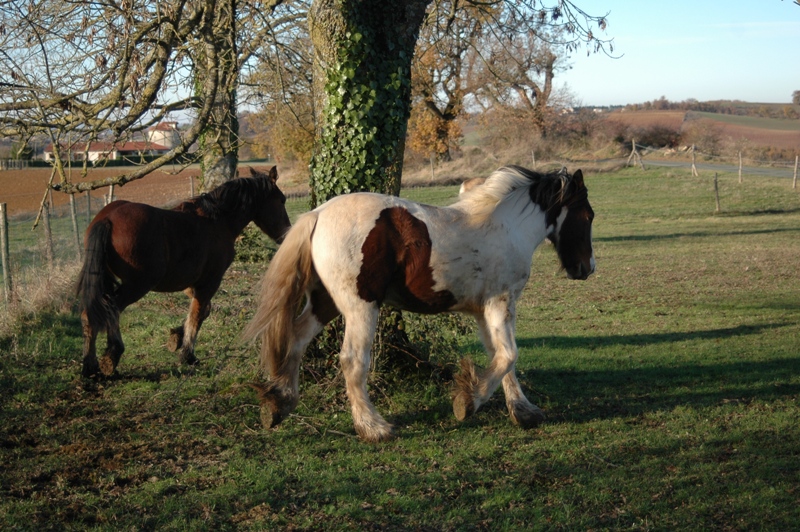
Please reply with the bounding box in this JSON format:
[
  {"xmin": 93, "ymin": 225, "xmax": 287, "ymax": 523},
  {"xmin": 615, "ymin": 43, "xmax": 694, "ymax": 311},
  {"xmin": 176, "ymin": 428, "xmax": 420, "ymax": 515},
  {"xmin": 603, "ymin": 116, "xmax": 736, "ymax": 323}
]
[{"xmin": 190, "ymin": 175, "xmax": 276, "ymax": 220}]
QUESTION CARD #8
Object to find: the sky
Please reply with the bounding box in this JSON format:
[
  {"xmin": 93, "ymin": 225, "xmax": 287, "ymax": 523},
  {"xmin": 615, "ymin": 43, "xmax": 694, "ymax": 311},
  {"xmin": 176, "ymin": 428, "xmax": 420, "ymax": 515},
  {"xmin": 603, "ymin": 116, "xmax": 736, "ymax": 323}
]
[{"xmin": 555, "ymin": 0, "xmax": 800, "ymax": 106}]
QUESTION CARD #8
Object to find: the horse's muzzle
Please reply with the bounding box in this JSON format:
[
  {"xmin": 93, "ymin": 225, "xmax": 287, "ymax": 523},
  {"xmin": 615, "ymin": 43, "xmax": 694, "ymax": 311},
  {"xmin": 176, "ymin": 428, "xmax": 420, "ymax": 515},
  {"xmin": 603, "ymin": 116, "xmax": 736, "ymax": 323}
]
[{"xmin": 566, "ymin": 260, "xmax": 595, "ymax": 280}]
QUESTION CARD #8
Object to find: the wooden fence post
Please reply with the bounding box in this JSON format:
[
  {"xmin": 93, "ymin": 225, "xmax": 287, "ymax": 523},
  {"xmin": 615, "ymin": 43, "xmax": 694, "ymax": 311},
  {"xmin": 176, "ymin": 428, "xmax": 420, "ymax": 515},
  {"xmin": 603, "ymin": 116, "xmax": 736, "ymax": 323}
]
[
  {"xmin": 189, "ymin": 174, "xmax": 195, "ymax": 197},
  {"xmin": 107, "ymin": 184, "xmax": 115, "ymax": 205},
  {"xmin": 86, "ymin": 190, "xmax": 92, "ymax": 225},
  {"xmin": 627, "ymin": 139, "xmax": 645, "ymax": 170},
  {"xmin": 70, "ymin": 194, "xmax": 82, "ymax": 259},
  {"xmin": 1, "ymin": 203, "xmax": 12, "ymax": 304},
  {"xmin": 691, "ymin": 145, "xmax": 699, "ymax": 176},
  {"xmin": 793, "ymin": 155, "xmax": 798, "ymax": 190},
  {"xmin": 713, "ymin": 173, "xmax": 721, "ymax": 213},
  {"xmin": 738, "ymin": 151, "xmax": 742, "ymax": 184}
]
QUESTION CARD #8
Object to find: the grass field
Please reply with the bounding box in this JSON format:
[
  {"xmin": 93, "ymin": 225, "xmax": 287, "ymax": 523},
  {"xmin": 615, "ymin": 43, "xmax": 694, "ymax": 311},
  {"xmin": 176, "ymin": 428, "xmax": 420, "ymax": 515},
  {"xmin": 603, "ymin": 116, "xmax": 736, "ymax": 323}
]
[{"xmin": 1, "ymin": 167, "xmax": 799, "ymax": 529}]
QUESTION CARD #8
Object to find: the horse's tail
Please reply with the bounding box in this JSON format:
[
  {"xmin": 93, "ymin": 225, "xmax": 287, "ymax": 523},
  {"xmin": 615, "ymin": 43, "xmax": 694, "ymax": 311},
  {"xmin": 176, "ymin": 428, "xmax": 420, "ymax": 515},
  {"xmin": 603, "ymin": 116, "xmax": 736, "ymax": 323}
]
[
  {"xmin": 76, "ymin": 219, "xmax": 117, "ymax": 333},
  {"xmin": 243, "ymin": 210, "xmax": 319, "ymax": 376}
]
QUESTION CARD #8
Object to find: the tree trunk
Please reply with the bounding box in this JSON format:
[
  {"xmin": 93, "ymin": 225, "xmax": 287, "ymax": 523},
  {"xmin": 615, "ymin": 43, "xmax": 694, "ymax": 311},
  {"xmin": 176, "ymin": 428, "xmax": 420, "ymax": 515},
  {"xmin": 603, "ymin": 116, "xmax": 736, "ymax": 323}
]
[
  {"xmin": 198, "ymin": 0, "xmax": 239, "ymax": 192},
  {"xmin": 307, "ymin": 0, "xmax": 431, "ymax": 365},
  {"xmin": 308, "ymin": 0, "xmax": 430, "ymax": 205}
]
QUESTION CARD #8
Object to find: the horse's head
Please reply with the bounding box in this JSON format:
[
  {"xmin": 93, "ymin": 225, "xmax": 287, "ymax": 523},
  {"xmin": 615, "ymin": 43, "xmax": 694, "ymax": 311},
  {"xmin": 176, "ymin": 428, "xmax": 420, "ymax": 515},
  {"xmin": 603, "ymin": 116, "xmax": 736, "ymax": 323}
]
[
  {"xmin": 549, "ymin": 169, "xmax": 595, "ymax": 280},
  {"xmin": 250, "ymin": 166, "xmax": 291, "ymax": 243}
]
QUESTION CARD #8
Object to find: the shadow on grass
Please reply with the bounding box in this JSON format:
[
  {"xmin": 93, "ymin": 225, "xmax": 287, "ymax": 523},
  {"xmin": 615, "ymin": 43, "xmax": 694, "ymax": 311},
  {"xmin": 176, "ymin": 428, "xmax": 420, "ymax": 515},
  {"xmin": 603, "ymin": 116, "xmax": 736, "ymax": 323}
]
[
  {"xmin": 515, "ymin": 322, "xmax": 784, "ymax": 351},
  {"xmin": 595, "ymin": 226, "xmax": 800, "ymax": 243},
  {"xmin": 504, "ymin": 322, "xmax": 800, "ymax": 424}
]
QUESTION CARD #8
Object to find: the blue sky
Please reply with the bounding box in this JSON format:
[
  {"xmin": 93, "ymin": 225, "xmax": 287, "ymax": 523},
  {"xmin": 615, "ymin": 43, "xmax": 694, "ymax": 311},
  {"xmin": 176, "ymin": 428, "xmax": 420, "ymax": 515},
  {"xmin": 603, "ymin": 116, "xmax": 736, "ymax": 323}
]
[{"xmin": 556, "ymin": 1, "xmax": 800, "ymax": 106}]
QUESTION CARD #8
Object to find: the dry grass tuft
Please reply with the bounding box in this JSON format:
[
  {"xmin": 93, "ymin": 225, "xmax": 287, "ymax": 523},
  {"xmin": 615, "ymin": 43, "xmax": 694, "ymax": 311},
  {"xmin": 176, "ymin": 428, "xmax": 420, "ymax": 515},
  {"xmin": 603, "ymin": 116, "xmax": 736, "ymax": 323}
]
[{"xmin": 0, "ymin": 260, "xmax": 80, "ymax": 338}]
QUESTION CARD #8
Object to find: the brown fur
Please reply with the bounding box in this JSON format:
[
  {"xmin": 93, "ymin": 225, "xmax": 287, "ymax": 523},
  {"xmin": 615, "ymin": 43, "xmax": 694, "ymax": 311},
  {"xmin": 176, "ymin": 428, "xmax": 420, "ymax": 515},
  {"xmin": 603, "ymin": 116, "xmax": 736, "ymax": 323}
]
[
  {"xmin": 243, "ymin": 211, "xmax": 318, "ymax": 376},
  {"xmin": 356, "ymin": 207, "xmax": 456, "ymax": 313}
]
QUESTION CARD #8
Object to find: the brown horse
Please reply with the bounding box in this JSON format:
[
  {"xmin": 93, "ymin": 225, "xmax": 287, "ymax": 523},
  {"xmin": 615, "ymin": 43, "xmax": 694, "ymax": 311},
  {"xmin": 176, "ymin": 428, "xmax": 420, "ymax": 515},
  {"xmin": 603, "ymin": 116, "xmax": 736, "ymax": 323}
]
[{"xmin": 77, "ymin": 166, "xmax": 291, "ymax": 378}]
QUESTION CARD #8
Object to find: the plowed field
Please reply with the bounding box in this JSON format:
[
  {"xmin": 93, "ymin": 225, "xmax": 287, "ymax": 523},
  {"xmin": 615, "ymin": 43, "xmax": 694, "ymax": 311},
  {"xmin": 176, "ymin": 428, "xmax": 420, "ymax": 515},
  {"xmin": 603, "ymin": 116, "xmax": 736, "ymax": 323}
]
[{"xmin": 0, "ymin": 164, "xmax": 290, "ymax": 217}]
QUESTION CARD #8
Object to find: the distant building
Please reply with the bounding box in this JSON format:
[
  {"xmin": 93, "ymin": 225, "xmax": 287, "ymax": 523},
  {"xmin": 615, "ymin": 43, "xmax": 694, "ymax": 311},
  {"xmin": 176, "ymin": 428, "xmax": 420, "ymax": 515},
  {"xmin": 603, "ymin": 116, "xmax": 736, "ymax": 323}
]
[
  {"xmin": 43, "ymin": 122, "xmax": 180, "ymax": 163},
  {"xmin": 147, "ymin": 121, "xmax": 180, "ymax": 149}
]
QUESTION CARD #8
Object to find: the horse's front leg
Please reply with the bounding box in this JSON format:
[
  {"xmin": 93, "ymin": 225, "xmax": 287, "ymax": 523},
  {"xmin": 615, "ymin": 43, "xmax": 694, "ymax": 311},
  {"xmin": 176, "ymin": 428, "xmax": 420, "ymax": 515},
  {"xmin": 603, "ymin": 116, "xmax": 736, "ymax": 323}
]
[
  {"xmin": 453, "ymin": 298, "xmax": 544, "ymax": 428},
  {"xmin": 340, "ymin": 303, "xmax": 393, "ymax": 442},
  {"xmin": 473, "ymin": 313, "xmax": 544, "ymax": 428},
  {"xmin": 175, "ymin": 289, "xmax": 212, "ymax": 365}
]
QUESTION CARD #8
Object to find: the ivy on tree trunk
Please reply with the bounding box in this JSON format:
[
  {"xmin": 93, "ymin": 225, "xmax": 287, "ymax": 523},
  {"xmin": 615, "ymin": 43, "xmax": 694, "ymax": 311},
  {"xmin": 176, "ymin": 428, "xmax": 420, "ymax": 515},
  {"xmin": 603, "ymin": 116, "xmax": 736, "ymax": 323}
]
[{"xmin": 308, "ymin": 0, "xmax": 430, "ymax": 205}]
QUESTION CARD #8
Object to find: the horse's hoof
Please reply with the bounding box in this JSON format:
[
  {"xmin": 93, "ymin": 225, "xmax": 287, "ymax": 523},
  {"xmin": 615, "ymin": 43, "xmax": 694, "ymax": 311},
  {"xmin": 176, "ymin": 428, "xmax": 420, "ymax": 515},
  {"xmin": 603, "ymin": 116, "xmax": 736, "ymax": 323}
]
[
  {"xmin": 99, "ymin": 355, "xmax": 116, "ymax": 377},
  {"xmin": 355, "ymin": 423, "xmax": 395, "ymax": 443},
  {"xmin": 167, "ymin": 327, "xmax": 184, "ymax": 352},
  {"xmin": 82, "ymin": 360, "xmax": 100, "ymax": 379},
  {"xmin": 509, "ymin": 402, "xmax": 546, "ymax": 429},
  {"xmin": 260, "ymin": 404, "xmax": 283, "ymax": 429},
  {"xmin": 178, "ymin": 351, "xmax": 198, "ymax": 365},
  {"xmin": 453, "ymin": 392, "xmax": 475, "ymax": 421}
]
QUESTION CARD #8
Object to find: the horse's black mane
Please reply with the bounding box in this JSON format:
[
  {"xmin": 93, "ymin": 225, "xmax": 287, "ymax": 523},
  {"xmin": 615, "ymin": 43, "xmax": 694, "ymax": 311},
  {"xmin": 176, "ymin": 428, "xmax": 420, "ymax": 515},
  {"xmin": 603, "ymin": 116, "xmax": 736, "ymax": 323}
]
[
  {"xmin": 190, "ymin": 176, "xmax": 276, "ymax": 219},
  {"xmin": 500, "ymin": 164, "xmax": 587, "ymax": 226}
]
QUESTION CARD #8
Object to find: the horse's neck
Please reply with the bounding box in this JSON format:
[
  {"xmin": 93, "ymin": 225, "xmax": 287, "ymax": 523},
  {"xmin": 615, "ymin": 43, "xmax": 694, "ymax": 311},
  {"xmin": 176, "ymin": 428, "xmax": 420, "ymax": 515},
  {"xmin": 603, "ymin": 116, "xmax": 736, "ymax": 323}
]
[
  {"xmin": 173, "ymin": 199, "xmax": 253, "ymax": 236},
  {"xmin": 486, "ymin": 191, "xmax": 550, "ymax": 254}
]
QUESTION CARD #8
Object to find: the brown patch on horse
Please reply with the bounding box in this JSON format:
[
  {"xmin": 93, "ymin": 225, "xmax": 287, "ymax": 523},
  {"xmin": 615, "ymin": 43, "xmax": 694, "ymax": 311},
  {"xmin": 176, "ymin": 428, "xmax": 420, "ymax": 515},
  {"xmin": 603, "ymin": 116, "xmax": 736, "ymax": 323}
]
[
  {"xmin": 356, "ymin": 207, "xmax": 456, "ymax": 313},
  {"xmin": 310, "ymin": 284, "xmax": 340, "ymax": 324}
]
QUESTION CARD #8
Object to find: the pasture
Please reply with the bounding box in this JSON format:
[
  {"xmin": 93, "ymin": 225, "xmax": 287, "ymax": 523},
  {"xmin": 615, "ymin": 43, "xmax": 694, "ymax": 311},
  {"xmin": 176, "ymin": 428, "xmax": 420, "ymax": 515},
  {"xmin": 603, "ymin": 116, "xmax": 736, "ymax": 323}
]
[{"xmin": 1, "ymin": 167, "xmax": 799, "ymax": 529}]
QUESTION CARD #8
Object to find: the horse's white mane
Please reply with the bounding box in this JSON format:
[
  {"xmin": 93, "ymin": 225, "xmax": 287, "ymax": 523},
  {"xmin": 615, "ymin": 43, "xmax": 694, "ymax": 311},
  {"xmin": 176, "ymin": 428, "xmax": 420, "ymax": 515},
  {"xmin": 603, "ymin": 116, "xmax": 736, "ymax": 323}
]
[{"xmin": 453, "ymin": 166, "xmax": 565, "ymax": 222}]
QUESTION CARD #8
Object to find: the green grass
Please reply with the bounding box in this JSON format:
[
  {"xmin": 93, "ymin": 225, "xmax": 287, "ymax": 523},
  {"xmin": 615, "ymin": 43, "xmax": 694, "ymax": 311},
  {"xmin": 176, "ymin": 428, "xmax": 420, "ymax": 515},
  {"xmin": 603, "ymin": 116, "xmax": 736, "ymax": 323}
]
[{"xmin": 1, "ymin": 168, "xmax": 799, "ymax": 529}]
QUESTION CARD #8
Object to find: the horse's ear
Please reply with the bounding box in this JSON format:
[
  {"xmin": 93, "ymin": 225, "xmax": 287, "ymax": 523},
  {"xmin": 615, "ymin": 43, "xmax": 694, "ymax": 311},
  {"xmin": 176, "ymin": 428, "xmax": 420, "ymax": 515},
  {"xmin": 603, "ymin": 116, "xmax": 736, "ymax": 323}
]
[
  {"xmin": 268, "ymin": 166, "xmax": 278, "ymax": 183},
  {"xmin": 572, "ymin": 169, "xmax": 584, "ymax": 188},
  {"xmin": 249, "ymin": 166, "xmax": 258, "ymax": 177}
]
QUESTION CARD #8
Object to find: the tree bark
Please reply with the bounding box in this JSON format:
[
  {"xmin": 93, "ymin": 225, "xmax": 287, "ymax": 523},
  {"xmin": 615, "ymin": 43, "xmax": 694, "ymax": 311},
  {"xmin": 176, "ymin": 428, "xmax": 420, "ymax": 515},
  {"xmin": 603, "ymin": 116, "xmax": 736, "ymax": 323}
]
[
  {"xmin": 308, "ymin": 0, "xmax": 430, "ymax": 204},
  {"xmin": 198, "ymin": 0, "xmax": 240, "ymax": 192}
]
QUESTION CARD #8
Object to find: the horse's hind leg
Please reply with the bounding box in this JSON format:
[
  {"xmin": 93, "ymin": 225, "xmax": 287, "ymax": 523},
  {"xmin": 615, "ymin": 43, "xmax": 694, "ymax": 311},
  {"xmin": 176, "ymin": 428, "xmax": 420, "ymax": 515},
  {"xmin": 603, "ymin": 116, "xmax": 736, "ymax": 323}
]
[
  {"xmin": 99, "ymin": 310, "xmax": 124, "ymax": 377},
  {"xmin": 81, "ymin": 311, "xmax": 101, "ymax": 378},
  {"xmin": 339, "ymin": 302, "xmax": 393, "ymax": 442},
  {"xmin": 258, "ymin": 284, "xmax": 340, "ymax": 428},
  {"xmin": 97, "ymin": 281, "xmax": 148, "ymax": 375}
]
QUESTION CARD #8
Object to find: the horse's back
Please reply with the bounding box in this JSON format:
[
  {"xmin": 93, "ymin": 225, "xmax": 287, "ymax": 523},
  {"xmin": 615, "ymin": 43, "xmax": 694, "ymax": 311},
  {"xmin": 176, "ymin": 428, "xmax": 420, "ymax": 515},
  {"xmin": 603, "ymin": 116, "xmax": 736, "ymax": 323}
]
[
  {"xmin": 90, "ymin": 200, "xmax": 225, "ymax": 291},
  {"xmin": 310, "ymin": 192, "xmax": 472, "ymax": 313}
]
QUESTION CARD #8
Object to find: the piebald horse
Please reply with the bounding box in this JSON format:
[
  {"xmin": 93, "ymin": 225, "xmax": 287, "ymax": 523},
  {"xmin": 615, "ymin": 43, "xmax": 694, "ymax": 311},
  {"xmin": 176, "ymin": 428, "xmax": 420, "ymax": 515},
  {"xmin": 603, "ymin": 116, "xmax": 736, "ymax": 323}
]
[
  {"xmin": 77, "ymin": 167, "xmax": 291, "ymax": 378},
  {"xmin": 245, "ymin": 165, "xmax": 595, "ymax": 441}
]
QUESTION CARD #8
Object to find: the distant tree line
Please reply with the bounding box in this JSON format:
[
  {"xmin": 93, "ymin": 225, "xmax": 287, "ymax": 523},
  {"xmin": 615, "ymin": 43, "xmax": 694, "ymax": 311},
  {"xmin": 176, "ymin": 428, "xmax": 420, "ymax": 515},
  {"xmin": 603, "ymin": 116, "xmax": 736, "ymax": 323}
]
[{"xmin": 624, "ymin": 96, "xmax": 799, "ymax": 120}]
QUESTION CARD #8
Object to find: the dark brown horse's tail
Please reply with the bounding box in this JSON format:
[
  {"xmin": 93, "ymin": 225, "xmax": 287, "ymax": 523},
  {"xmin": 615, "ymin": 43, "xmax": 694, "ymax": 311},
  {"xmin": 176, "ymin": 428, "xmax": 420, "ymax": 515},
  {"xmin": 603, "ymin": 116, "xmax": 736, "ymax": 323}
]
[
  {"xmin": 243, "ymin": 211, "xmax": 318, "ymax": 376},
  {"xmin": 76, "ymin": 219, "xmax": 117, "ymax": 333}
]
